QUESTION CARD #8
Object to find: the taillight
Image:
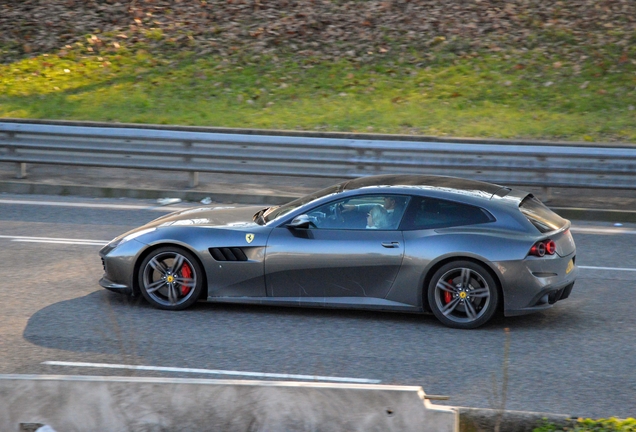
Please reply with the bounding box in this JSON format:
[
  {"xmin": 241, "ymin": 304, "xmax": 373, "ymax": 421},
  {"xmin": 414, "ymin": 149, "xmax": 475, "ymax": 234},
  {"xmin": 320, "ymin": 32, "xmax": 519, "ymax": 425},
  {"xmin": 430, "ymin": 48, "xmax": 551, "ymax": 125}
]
[
  {"xmin": 545, "ymin": 240, "xmax": 556, "ymax": 255},
  {"xmin": 530, "ymin": 242, "xmax": 546, "ymax": 257},
  {"xmin": 529, "ymin": 239, "xmax": 556, "ymax": 257}
]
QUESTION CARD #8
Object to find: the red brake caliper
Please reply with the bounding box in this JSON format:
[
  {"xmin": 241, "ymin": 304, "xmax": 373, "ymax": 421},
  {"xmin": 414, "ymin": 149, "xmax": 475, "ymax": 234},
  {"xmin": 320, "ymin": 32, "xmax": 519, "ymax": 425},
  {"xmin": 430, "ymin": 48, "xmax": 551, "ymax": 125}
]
[
  {"xmin": 444, "ymin": 279, "xmax": 453, "ymax": 304},
  {"xmin": 180, "ymin": 263, "xmax": 192, "ymax": 296}
]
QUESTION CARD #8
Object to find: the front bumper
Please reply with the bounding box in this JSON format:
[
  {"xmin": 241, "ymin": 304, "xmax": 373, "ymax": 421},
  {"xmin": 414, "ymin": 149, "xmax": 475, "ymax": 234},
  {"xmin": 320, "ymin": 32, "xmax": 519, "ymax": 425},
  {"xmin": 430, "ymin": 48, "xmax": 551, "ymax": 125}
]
[
  {"xmin": 99, "ymin": 276, "xmax": 132, "ymax": 295},
  {"xmin": 98, "ymin": 239, "xmax": 145, "ymax": 296}
]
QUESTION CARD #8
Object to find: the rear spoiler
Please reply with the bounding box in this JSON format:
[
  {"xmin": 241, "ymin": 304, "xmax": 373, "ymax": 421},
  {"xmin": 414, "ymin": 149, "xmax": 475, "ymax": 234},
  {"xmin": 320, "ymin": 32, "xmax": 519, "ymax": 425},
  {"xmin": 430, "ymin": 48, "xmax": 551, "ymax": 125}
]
[{"xmin": 490, "ymin": 187, "xmax": 531, "ymax": 205}]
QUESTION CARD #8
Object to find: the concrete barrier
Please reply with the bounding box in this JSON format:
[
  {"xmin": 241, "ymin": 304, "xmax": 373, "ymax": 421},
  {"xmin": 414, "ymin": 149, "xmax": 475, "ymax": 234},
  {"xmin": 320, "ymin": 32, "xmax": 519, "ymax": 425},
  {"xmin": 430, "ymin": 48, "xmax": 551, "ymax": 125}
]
[{"xmin": 0, "ymin": 374, "xmax": 458, "ymax": 432}]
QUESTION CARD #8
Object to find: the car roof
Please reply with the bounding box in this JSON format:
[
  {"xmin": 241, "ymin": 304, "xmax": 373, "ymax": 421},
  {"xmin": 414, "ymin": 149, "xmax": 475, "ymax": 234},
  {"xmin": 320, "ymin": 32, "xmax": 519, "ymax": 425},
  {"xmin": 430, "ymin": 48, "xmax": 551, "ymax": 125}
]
[{"xmin": 341, "ymin": 175, "xmax": 508, "ymax": 199}]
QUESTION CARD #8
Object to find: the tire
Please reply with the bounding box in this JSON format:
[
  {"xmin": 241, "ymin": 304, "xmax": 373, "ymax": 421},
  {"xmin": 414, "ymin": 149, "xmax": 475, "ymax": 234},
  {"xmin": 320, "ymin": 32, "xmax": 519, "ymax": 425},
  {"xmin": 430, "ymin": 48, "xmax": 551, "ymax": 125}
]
[
  {"xmin": 138, "ymin": 246, "xmax": 203, "ymax": 310},
  {"xmin": 427, "ymin": 260, "xmax": 499, "ymax": 329}
]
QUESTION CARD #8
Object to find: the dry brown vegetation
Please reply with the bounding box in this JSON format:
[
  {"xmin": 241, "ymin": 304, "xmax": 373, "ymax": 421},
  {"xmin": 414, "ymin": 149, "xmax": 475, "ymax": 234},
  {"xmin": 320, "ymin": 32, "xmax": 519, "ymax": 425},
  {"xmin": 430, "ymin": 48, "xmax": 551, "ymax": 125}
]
[{"xmin": 2, "ymin": 0, "xmax": 635, "ymax": 62}]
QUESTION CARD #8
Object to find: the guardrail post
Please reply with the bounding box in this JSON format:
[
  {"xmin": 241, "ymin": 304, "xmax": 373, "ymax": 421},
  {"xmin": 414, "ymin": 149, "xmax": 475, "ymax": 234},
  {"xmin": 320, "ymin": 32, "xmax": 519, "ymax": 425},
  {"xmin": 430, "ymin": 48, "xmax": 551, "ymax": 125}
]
[
  {"xmin": 374, "ymin": 150, "xmax": 383, "ymax": 173},
  {"xmin": 542, "ymin": 186, "xmax": 552, "ymax": 201},
  {"xmin": 183, "ymin": 141, "xmax": 199, "ymax": 188},
  {"xmin": 5, "ymin": 132, "xmax": 27, "ymax": 178},
  {"xmin": 355, "ymin": 149, "xmax": 366, "ymax": 176},
  {"xmin": 189, "ymin": 172, "xmax": 199, "ymax": 188},
  {"xmin": 16, "ymin": 163, "xmax": 27, "ymax": 179}
]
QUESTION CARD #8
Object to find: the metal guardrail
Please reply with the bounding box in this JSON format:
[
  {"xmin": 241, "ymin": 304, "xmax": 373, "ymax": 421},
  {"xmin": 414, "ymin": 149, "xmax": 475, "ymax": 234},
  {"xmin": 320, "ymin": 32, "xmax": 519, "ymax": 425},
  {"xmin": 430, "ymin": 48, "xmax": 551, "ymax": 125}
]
[{"xmin": 1, "ymin": 121, "xmax": 635, "ymax": 189}]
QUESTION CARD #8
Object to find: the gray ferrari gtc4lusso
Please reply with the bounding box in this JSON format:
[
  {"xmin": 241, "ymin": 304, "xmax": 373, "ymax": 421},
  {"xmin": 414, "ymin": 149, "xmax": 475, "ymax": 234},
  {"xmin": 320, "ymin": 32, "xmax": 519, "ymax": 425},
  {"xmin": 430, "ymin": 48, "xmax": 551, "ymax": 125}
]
[{"xmin": 99, "ymin": 175, "xmax": 577, "ymax": 329}]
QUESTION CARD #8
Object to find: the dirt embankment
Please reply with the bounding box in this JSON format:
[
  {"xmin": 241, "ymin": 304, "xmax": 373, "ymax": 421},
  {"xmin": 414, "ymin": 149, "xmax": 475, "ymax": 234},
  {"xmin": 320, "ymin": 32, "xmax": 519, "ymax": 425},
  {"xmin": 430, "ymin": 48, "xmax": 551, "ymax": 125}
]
[{"xmin": 1, "ymin": 0, "xmax": 634, "ymax": 62}]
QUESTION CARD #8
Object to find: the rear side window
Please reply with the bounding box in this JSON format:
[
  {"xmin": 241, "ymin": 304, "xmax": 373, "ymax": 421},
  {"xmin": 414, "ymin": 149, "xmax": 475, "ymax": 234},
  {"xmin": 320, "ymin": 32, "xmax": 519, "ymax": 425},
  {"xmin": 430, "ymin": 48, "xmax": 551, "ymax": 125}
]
[
  {"xmin": 400, "ymin": 196, "xmax": 495, "ymax": 230},
  {"xmin": 519, "ymin": 195, "xmax": 566, "ymax": 233}
]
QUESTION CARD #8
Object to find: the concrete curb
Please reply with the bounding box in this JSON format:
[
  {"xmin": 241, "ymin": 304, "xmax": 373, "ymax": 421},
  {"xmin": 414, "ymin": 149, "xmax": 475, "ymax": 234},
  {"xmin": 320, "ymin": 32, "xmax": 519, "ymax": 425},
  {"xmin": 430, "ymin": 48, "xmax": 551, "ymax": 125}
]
[
  {"xmin": 2, "ymin": 179, "xmax": 636, "ymax": 223},
  {"xmin": 0, "ymin": 374, "xmax": 458, "ymax": 432},
  {"xmin": 0, "ymin": 373, "xmax": 584, "ymax": 432},
  {"xmin": 458, "ymin": 406, "xmax": 575, "ymax": 432},
  {"xmin": 0, "ymin": 180, "xmax": 297, "ymax": 206}
]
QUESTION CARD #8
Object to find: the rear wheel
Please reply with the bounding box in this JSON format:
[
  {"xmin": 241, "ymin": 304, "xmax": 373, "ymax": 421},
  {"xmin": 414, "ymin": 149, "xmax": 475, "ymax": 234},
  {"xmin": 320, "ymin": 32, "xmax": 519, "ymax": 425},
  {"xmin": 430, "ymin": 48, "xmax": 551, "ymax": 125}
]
[
  {"xmin": 427, "ymin": 261, "xmax": 499, "ymax": 329},
  {"xmin": 138, "ymin": 247, "xmax": 203, "ymax": 310}
]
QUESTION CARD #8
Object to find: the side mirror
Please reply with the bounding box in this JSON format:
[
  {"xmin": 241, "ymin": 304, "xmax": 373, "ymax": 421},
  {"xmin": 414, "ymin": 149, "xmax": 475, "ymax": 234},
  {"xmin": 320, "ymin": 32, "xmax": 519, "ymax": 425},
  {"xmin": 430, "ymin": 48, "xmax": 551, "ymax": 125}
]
[{"xmin": 287, "ymin": 214, "xmax": 313, "ymax": 229}]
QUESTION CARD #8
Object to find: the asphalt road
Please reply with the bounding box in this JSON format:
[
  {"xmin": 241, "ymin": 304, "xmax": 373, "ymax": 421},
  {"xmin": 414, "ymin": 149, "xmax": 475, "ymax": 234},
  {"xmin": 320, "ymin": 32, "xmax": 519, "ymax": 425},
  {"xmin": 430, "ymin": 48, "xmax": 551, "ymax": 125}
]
[{"xmin": 0, "ymin": 194, "xmax": 635, "ymax": 419}]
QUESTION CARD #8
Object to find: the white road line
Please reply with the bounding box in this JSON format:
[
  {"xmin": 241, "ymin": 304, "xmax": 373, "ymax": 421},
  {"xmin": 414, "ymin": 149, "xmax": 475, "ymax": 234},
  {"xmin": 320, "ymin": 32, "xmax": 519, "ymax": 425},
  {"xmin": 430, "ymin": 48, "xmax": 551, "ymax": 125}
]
[
  {"xmin": 42, "ymin": 361, "xmax": 381, "ymax": 384},
  {"xmin": 12, "ymin": 239, "xmax": 107, "ymax": 246},
  {"xmin": 579, "ymin": 266, "xmax": 636, "ymax": 272},
  {"xmin": 571, "ymin": 226, "xmax": 636, "ymax": 235},
  {"xmin": 0, "ymin": 235, "xmax": 108, "ymax": 246},
  {"xmin": 0, "ymin": 198, "xmax": 186, "ymax": 211}
]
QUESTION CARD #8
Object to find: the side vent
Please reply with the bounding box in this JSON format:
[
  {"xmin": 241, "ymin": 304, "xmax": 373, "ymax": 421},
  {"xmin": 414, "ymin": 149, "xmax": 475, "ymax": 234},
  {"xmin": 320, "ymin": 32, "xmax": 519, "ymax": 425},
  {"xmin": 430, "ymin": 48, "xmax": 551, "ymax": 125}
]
[{"xmin": 209, "ymin": 247, "xmax": 248, "ymax": 262}]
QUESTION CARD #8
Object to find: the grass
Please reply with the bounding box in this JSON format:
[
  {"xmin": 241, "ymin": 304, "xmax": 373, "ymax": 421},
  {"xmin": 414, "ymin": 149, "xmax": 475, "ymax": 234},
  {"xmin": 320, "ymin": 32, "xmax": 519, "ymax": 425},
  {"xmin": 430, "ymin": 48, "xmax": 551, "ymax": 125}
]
[
  {"xmin": 1, "ymin": 43, "xmax": 635, "ymax": 142},
  {"xmin": 534, "ymin": 417, "xmax": 636, "ymax": 432}
]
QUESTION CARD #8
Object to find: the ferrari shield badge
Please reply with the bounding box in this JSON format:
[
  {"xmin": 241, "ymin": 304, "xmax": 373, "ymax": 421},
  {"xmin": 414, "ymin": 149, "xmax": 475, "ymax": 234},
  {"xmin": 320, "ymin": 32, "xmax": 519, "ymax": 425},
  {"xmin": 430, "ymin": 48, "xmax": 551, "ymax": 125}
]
[{"xmin": 245, "ymin": 233, "xmax": 255, "ymax": 243}]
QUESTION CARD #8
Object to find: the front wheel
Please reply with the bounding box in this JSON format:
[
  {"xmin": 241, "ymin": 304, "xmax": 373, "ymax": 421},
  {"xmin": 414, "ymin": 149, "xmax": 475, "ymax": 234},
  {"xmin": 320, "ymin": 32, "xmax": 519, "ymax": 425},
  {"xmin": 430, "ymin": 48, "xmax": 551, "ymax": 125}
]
[
  {"xmin": 138, "ymin": 247, "xmax": 203, "ymax": 310},
  {"xmin": 427, "ymin": 261, "xmax": 499, "ymax": 329}
]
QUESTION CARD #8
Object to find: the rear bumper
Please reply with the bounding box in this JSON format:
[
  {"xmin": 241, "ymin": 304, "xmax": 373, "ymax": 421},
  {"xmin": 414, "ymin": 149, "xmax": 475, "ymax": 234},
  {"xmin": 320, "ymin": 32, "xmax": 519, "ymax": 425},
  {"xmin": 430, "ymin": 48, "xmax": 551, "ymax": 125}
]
[
  {"xmin": 504, "ymin": 281, "xmax": 575, "ymax": 316},
  {"xmin": 498, "ymin": 253, "xmax": 578, "ymax": 317}
]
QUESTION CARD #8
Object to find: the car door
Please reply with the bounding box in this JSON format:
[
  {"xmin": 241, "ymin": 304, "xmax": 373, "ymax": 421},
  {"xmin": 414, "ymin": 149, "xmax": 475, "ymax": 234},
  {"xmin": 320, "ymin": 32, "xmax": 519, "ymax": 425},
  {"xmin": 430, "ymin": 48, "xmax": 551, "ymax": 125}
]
[{"xmin": 264, "ymin": 195, "xmax": 409, "ymax": 300}]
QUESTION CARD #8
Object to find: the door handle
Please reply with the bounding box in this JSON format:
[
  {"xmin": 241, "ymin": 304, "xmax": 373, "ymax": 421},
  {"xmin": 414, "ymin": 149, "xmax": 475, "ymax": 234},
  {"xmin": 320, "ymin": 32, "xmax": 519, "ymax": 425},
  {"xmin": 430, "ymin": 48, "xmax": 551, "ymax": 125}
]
[{"xmin": 381, "ymin": 241, "xmax": 400, "ymax": 248}]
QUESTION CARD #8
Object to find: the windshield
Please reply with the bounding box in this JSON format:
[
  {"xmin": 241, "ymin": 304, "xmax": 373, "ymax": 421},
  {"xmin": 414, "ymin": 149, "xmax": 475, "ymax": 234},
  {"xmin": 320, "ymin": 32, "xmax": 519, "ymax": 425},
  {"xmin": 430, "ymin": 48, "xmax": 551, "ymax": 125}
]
[
  {"xmin": 262, "ymin": 184, "xmax": 343, "ymax": 224},
  {"xmin": 519, "ymin": 195, "xmax": 566, "ymax": 233}
]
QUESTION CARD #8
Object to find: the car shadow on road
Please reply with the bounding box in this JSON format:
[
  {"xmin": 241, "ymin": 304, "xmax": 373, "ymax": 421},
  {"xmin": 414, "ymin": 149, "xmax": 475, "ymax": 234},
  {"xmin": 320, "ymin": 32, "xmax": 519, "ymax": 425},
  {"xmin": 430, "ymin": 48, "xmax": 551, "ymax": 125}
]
[
  {"xmin": 20, "ymin": 288, "xmax": 589, "ymax": 405},
  {"xmin": 24, "ymin": 289, "xmax": 584, "ymax": 359}
]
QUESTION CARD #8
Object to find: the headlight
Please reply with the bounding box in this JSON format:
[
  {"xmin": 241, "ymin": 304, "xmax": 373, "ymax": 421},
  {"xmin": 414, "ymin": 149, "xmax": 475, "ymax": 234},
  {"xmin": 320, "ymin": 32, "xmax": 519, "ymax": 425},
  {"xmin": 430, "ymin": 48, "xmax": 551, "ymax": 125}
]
[{"xmin": 108, "ymin": 227, "xmax": 156, "ymax": 248}]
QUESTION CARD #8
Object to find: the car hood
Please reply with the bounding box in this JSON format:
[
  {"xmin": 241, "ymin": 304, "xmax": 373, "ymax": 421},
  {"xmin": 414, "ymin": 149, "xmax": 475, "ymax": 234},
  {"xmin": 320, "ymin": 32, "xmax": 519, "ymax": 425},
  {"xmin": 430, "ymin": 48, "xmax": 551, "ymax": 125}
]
[{"xmin": 144, "ymin": 205, "xmax": 265, "ymax": 229}]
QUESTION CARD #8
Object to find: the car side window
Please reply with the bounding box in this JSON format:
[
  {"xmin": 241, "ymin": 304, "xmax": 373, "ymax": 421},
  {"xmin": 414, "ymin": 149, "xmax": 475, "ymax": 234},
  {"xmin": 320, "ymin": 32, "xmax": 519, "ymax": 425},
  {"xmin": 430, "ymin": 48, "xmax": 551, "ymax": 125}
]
[
  {"xmin": 306, "ymin": 195, "xmax": 410, "ymax": 230},
  {"xmin": 399, "ymin": 196, "xmax": 494, "ymax": 230}
]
